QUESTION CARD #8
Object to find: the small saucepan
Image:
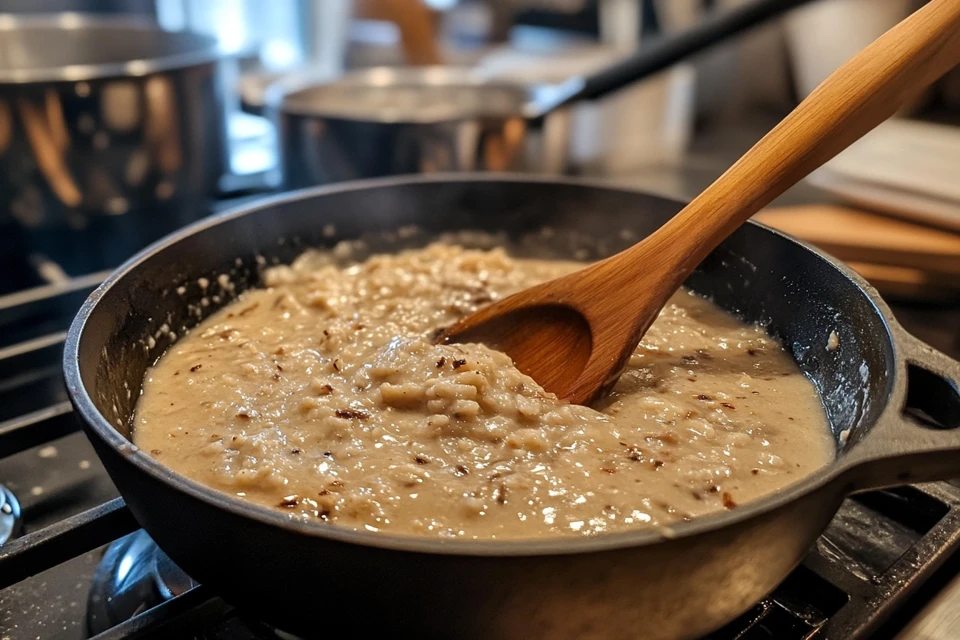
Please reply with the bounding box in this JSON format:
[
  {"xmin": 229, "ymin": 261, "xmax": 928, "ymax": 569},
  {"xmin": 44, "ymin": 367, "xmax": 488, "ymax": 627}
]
[{"xmin": 65, "ymin": 175, "xmax": 960, "ymax": 639}]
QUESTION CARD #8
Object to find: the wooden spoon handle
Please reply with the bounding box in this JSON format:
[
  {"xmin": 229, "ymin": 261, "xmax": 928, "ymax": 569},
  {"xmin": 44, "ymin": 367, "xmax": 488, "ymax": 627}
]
[{"xmin": 639, "ymin": 0, "xmax": 960, "ymax": 283}]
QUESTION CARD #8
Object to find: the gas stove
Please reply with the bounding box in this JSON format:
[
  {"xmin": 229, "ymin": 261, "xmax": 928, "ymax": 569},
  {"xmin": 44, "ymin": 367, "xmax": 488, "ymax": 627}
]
[{"xmin": 2, "ymin": 194, "xmax": 960, "ymax": 640}]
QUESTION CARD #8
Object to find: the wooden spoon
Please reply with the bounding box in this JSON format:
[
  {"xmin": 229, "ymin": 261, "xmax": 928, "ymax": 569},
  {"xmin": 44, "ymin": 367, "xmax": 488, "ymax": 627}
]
[{"xmin": 440, "ymin": 0, "xmax": 960, "ymax": 406}]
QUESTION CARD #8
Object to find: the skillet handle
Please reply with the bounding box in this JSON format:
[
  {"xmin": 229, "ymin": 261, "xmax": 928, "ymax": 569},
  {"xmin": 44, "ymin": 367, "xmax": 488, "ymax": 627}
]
[
  {"xmin": 840, "ymin": 333, "xmax": 960, "ymax": 492},
  {"xmin": 570, "ymin": 0, "xmax": 819, "ymax": 103}
]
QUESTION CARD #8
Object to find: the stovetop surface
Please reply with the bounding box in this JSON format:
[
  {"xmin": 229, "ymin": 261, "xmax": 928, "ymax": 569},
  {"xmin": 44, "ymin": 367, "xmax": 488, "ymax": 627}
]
[{"xmin": 2, "ymin": 188, "xmax": 960, "ymax": 640}]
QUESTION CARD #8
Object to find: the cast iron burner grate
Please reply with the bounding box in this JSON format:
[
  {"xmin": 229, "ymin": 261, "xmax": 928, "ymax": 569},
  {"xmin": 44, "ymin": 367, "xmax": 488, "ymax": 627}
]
[{"xmin": 2, "ymin": 224, "xmax": 960, "ymax": 639}]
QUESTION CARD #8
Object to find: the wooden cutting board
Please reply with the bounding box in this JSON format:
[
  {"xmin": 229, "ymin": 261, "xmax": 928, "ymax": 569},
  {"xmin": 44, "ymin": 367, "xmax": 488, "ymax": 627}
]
[
  {"xmin": 755, "ymin": 204, "xmax": 960, "ymax": 300},
  {"xmin": 755, "ymin": 204, "xmax": 960, "ymax": 275}
]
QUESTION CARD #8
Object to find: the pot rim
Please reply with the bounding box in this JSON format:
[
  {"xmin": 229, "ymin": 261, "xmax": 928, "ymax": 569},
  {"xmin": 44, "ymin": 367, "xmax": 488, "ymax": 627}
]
[
  {"xmin": 63, "ymin": 173, "xmax": 900, "ymax": 557},
  {"xmin": 0, "ymin": 13, "xmax": 227, "ymax": 84},
  {"xmin": 268, "ymin": 65, "xmax": 544, "ymax": 124}
]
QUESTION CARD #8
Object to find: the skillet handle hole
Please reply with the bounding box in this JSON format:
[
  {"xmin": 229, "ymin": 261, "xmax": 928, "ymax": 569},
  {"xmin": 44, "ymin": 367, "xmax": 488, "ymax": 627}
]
[{"xmin": 903, "ymin": 363, "xmax": 960, "ymax": 430}]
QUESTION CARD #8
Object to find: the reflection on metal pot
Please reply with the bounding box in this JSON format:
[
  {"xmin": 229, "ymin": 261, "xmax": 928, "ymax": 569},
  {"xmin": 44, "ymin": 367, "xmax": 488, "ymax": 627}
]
[
  {"xmin": 270, "ymin": 66, "xmax": 570, "ymax": 189},
  {"xmin": 0, "ymin": 15, "xmax": 231, "ymax": 231}
]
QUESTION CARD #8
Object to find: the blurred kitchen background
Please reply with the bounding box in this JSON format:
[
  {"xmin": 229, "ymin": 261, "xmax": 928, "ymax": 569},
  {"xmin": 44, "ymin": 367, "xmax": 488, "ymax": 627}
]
[{"xmin": 4, "ymin": 2, "xmax": 960, "ymax": 639}]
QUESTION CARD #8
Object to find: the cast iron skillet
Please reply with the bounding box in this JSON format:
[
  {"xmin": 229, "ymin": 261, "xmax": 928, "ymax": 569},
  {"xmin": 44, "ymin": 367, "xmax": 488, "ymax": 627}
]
[{"xmin": 64, "ymin": 175, "xmax": 960, "ymax": 640}]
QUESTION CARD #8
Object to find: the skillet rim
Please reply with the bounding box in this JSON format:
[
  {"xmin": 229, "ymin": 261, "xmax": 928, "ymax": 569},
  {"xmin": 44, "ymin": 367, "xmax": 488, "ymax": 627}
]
[{"xmin": 63, "ymin": 172, "xmax": 899, "ymax": 557}]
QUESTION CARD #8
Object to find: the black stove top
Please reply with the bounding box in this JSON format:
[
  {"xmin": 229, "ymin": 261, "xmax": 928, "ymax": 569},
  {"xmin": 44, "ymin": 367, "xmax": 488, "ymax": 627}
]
[{"xmin": 2, "ymin": 202, "xmax": 960, "ymax": 640}]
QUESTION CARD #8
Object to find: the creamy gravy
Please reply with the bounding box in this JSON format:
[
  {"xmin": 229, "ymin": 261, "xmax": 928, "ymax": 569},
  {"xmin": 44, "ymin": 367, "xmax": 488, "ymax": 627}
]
[{"xmin": 134, "ymin": 243, "xmax": 834, "ymax": 539}]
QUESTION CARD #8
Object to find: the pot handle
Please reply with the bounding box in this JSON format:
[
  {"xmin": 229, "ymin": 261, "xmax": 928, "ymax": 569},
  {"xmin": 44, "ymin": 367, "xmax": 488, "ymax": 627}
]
[{"xmin": 841, "ymin": 333, "xmax": 960, "ymax": 491}]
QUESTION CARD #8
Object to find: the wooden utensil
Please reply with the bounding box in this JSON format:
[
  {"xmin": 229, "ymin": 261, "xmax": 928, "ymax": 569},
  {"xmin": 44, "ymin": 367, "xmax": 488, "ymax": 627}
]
[
  {"xmin": 354, "ymin": 0, "xmax": 442, "ymax": 66},
  {"xmin": 440, "ymin": 0, "xmax": 960, "ymax": 406}
]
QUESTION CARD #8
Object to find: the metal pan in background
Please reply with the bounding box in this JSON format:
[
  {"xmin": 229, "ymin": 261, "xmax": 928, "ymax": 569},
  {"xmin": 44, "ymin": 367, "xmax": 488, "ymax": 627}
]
[
  {"xmin": 0, "ymin": 14, "xmax": 231, "ymax": 233},
  {"xmin": 64, "ymin": 175, "xmax": 960, "ymax": 640},
  {"xmin": 268, "ymin": 0, "xmax": 821, "ymax": 189}
]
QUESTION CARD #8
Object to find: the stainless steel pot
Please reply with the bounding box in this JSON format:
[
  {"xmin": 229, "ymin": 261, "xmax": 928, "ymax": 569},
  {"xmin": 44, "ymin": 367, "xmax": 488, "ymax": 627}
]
[
  {"xmin": 271, "ymin": 66, "xmax": 561, "ymax": 187},
  {"xmin": 0, "ymin": 14, "xmax": 230, "ymax": 231}
]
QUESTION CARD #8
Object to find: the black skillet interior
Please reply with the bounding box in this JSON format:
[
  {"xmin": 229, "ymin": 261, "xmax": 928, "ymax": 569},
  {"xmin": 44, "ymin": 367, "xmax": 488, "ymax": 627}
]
[{"xmin": 76, "ymin": 176, "xmax": 895, "ymax": 458}]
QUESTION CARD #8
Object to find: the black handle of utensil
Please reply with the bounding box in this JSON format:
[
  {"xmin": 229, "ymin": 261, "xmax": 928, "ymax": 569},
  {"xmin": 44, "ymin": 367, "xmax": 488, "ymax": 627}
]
[
  {"xmin": 840, "ymin": 332, "xmax": 960, "ymax": 491},
  {"xmin": 550, "ymin": 0, "xmax": 819, "ymax": 110}
]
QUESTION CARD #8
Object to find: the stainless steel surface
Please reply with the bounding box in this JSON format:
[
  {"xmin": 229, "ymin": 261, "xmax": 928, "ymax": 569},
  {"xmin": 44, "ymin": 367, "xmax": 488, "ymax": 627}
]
[
  {"xmin": 0, "ymin": 14, "xmax": 231, "ymax": 230},
  {"xmin": 272, "ymin": 66, "xmax": 569, "ymax": 188}
]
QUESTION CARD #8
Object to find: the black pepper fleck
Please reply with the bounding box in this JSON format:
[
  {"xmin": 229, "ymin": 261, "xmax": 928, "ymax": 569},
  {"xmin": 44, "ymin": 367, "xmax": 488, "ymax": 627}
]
[
  {"xmin": 621, "ymin": 443, "xmax": 644, "ymax": 462},
  {"xmin": 190, "ymin": 364, "xmax": 202, "ymax": 372},
  {"xmin": 452, "ymin": 358, "xmax": 467, "ymax": 369},
  {"xmin": 336, "ymin": 409, "xmax": 370, "ymax": 420},
  {"xmin": 279, "ymin": 495, "xmax": 300, "ymax": 508},
  {"xmin": 238, "ymin": 302, "xmax": 259, "ymax": 316},
  {"xmin": 436, "ymin": 357, "xmax": 446, "ymax": 368}
]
